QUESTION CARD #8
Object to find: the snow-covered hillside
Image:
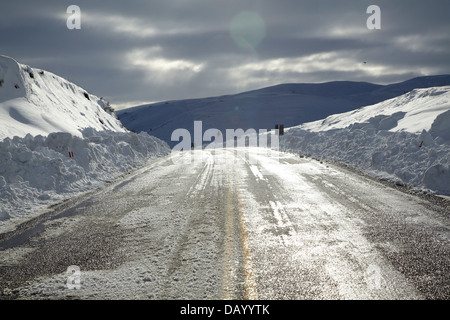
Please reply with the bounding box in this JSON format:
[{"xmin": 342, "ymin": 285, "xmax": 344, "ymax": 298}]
[
  {"xmin": 0, "ymin": 55, "xmax": 125, "ymax": 140},
  {"xmin": 117, "ymin": 76, "xmax": 450, "ymax": 147},
  {"xmin": 0, "ymin": 56, "xmax": 170, "ymax": 233},
  {"xmin": 280, "ymin": 86, "xmax": 450, "ymax": 195},
  {"xmin": 298, "ymin": 86, "xmax": 450, "ymax": 135}
]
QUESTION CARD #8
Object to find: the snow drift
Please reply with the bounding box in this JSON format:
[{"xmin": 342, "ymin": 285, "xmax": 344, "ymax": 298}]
[
  {"xmin": 0, "ymin": 56, "xmax": 170, "ymax": 233},
  {"xmin": 280, "ymin": 86, "xmax": 450, "ymax": 195}
]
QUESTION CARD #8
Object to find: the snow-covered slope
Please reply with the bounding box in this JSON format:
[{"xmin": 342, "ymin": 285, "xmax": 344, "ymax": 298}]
[
  {"xmin": 117, "ymin": 76, "xmax": 450, "ymax": 147},
  {"xmin": 298, "ymin": 86, "xmax": 450, "ymax": 136},
  {"xmin": 0, "ymin": 55, "xmax": 125, "ymax": 140},
  {"xmin": 280, "ymin": 86, "xmax": 450, "ymax": 195},
  {"xmin": 0, "ymin": 56, "xmax": 170, "ymax": 233}
]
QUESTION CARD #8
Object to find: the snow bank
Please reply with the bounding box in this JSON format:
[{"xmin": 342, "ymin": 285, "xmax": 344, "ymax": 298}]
[
  {"xmin": 0, "ymin": 55, "xmax": 125, "ymax": 140},
  {"xmin": 0, "ymin": 129, "xmax": 170, "ymax": 232},
  {"xmin": 300, "ymin": 86, "xmax": 450, "ymax": 134},
  {"xmin": 280, "ymin": 86, "xmax": 450, "ymax": 195}
]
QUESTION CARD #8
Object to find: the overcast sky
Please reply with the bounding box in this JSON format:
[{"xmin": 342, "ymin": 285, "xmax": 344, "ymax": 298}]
[{"xmin": 1, "ymin": 0, "xmax": 449, "ymax": 109}]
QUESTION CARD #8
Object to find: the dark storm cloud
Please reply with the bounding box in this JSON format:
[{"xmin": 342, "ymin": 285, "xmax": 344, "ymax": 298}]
[{"xmin": 1, "ymin": 0, "xmax": 449, "ymax": 108}]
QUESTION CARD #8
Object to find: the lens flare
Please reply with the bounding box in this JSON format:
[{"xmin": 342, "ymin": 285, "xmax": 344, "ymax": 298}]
[{"xmin": 229, "ymin": 11, "xmax": 266, "ymax": 50}]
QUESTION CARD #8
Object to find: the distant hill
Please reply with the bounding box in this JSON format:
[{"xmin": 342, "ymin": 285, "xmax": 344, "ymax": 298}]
[{"xmin": 117, "ymin": 75, "xmax": 450, "ymax": 147}]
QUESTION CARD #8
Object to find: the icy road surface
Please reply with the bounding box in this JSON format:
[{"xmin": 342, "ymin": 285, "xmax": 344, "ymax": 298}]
[{"xmin": 0, "ymin": 148, "xmax": 449, "ymax": 299}]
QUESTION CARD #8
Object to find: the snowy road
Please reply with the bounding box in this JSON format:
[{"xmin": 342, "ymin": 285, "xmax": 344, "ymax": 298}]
[{"xmin": 0, "ymin": 148, "xmax": 449, "ymax": 300}]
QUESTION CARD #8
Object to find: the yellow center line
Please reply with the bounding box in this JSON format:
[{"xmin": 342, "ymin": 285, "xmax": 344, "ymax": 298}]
[
  {"xmin": 221, "ymin": 157, "xmax": 258, "ymax": 300},
  {"xmin": 237, "ymin": 191, "xmax": 259, "ymax": 300},
  {"xmin": 221, "ymin": 180, "xmax": 236, "ymax": 299}
]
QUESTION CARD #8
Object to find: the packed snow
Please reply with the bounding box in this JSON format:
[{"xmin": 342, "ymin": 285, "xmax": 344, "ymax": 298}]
[
  {"xmin": 0, "ymin": 56, "xmax": 170, "ymax": 233},
  {"xmin": 0, "ymin": 130, "xmax": 170, "ymax": 232},
  {"xmin": 280, "ymin": 86, "xmax": 450, "ymax": 195}
]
